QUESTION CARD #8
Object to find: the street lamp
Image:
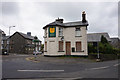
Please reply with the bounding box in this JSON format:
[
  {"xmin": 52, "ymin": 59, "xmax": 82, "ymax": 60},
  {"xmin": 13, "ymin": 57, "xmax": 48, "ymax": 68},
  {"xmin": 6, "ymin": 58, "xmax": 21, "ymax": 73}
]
[
  {"xmin": 9, "ymin": 26, "xmax": 15, "ymax": 36},
  {"xmin": 33, "ymin": 36, "xmax": 40, "ymax": 61},
  {"xmin": 8, "ymin": 26, "xmax": 15, "ymax": 53},
  {"xmin": 96, "ymin": 42, "xmax": 100, "ymax": 62}
]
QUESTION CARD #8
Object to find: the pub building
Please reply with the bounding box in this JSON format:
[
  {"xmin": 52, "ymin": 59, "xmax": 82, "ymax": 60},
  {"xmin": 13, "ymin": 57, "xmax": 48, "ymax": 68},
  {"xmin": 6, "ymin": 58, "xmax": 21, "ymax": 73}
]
[{"xmin": 43, "ymin": 11, "xmax": 89, "ymax": 56}]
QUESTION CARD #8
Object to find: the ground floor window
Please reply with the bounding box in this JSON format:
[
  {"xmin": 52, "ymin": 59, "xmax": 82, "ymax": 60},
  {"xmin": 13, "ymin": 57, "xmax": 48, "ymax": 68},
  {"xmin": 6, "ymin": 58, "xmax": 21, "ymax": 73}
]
[
  {"xmin": 59, "ymin": 41, "xmax": 63, "ymax": 51},
  {"xmin": 76, "ymin": 41, "xmax": 82, "ymax": 52},
  {"xmin": 45, "ymin": 41, "xmax": 47, "ymax": 51}
]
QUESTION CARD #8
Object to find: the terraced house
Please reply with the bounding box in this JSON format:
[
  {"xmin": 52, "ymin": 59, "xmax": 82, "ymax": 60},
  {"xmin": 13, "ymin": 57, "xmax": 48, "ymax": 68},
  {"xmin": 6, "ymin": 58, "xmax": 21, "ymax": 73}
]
[
  {"xmin": 9, "ymin": 32, "xmax": 41, "ymax": 54},
  {"xmin": 43, "ymin": 11, "xmax": 89, "ymax": 56}
]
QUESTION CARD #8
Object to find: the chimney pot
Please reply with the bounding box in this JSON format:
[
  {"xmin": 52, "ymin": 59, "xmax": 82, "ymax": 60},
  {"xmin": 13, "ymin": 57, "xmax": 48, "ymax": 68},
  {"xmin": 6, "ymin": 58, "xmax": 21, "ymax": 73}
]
[
  {"xmin": 56, "ymin": 18, "xmax": 64, "ymax": 23},
  {"xmin": 27, "ymin": 32, "xmax": 31, "ymax": 36},
  {"xmin": 82, "ymin": 11, "xmax": 87, "ymax": 23}
]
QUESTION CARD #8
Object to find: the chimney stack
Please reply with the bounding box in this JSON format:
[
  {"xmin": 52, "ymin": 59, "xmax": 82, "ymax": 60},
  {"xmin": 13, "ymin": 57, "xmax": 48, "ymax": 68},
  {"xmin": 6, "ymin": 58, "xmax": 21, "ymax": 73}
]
[
  {"xmin": 82, "ymin": 11, "xmax": 86, "ymax": 23},
  {"xmin": 27, "ymin": 32, "xmax": 31, "ymax": 36},
  {"xmin": 56, "ymin": 18, "xmax": 64, "ymax": 23}
]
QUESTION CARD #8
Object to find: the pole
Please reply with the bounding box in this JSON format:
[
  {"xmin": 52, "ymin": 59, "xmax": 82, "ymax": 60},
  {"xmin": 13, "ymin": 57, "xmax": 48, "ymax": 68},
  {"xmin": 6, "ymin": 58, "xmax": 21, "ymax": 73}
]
[
  {"xmin": 97, "ymin": 42, "xmax": 99, "ymax": 59},
  {"xmin": 8, "ymin": 26, "xmax": 11, "ymax": 53},
  {"xmin": 8, "ymin": 26, "xmax": 15, "ymax": 54}
]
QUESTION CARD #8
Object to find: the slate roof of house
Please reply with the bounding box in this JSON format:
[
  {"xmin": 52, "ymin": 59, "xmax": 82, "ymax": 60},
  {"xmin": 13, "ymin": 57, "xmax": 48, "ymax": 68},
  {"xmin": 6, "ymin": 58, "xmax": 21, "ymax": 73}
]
[
  {"xmin": 18, "ymin": 32, "xmax": 34, "ymax": 40},
  {"xmin": 87, "ymin": 32, "xmax": 111, "ymax": 42},
  {"xmin": 110, "ymin": 38, "xmax": 120, "ymax": 43},
  {"xmin": 10, "ymin": 32, "xmax": 41, "ymax": 42},
  {"xmin": 43, "ymin": 20, "xmax": 88, "ymax": 29},
  {"xmin": 2, "ymin": 36, "xmax": 9, "ymax": 40}
]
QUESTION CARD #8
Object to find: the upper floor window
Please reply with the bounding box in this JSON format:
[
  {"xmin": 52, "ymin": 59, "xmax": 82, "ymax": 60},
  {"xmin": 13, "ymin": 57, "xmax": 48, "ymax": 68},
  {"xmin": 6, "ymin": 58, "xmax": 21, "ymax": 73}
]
[
  {"xmin": 27, "ymin": 40, "xmax": 31, "ymax": 44},
  {"xmin": 75, "ymin": 27, "xmax": 81, "ymax": 36},
  {"xmin": 59, "ymin": 27, "xmax": 63, "ymax": 37},
  {"xmin": 1, "ymin": 41, "xmax": 3, "ymax": 44},
  {"xmin": 45, "ymin": 28, "xmax": 47, "ymax": 37}
]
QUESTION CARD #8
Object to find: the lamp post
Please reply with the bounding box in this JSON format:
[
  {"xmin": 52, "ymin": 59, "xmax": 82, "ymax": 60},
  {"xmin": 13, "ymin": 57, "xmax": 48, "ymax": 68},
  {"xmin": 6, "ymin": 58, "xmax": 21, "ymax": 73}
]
[
  {"xmin": 33, "ymin": 36, "xmax": 39, "ymax": 61},
  {"xmin": 96, "ymin": 42, "xmax": 100, "ymax": 62},
  {"xmin": 8, "ymin": 26, "xmax": 15, "ymax": 53}
]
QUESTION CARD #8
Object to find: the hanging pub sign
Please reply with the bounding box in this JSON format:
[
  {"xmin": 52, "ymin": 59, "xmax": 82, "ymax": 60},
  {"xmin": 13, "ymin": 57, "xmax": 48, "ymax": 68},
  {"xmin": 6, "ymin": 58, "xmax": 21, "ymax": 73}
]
[{"xmin": 49, "ymin": 27, "xmax": 56, "ymax": 37}]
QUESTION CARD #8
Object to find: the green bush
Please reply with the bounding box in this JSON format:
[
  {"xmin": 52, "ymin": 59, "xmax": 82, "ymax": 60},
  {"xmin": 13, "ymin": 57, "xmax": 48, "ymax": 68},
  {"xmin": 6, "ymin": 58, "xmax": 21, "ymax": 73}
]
[{"xmin": 88, "ymin": 35, "xmax": 119, "ymax": 55}]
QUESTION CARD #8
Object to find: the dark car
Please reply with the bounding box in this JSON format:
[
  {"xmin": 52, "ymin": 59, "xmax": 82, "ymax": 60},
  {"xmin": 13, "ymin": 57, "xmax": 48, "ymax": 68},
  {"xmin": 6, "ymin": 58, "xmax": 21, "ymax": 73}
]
[{"xmin": 2, "ymin": 49, "xmax": 9, "ymax": 55}]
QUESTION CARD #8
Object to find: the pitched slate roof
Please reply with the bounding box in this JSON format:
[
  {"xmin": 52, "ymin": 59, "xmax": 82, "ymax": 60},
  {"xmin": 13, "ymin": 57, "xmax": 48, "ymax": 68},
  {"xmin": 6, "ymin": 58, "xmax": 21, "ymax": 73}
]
[
  {"xmin": 87, "ymin": 32, "xmax": 111, "ymax": 42},
  {"xmin": 43, "ymin": 20, "xmax": 88, "ymax": 29},
  {"xmin": 18, "ymin": 32, "xmax": 34, "ymax": 40},
  {"xmin": 110, "ymin": 38, "xmax": 120, "ymax": 44},
  {"xmin": 10, "ymin": 32, "xmax": 41, "ymax": 42},
  {"xmin": 2, "ymin": 36, "xmax": 9, "ymax": 40}
]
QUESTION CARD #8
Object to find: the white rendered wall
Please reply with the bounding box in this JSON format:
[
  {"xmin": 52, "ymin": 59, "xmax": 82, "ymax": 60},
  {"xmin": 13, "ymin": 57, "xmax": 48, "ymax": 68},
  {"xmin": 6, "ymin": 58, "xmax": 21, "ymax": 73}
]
[{"xmin": 44, "ymin": 26, "xmax": 88, "ymax": 56}]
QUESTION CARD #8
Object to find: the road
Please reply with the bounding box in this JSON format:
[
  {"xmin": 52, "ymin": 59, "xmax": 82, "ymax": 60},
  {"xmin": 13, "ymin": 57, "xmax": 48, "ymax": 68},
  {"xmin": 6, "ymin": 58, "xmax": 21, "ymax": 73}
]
[{"xmin": 1, "ymin": 54, "xmax": 120, "ymax": 80}]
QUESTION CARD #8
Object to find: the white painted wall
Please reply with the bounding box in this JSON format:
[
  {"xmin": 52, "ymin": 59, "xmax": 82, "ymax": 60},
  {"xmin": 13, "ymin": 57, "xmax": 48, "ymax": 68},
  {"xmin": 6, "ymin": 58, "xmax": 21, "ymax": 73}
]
[{"xmin": 44, "ymin": 26, "xmax": 88, "ymax": 56}]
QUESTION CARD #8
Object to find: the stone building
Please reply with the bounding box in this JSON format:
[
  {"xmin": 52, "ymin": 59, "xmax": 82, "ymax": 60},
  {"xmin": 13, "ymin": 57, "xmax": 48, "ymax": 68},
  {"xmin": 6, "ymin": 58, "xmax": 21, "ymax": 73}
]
[
  {"xmin": 9, "ymin": 32, "xmax": 41, "ymax": 54},
  {"xmin": 110, "ymin": 38, "xmax": 120, "ymax": 49},
  {"xmin": 1, "ymin": 31, "xmax": 9, "ymax": 52},
  {"xmin": 43, "ymin": 11, "xmax": 89, "ymax": 56}
]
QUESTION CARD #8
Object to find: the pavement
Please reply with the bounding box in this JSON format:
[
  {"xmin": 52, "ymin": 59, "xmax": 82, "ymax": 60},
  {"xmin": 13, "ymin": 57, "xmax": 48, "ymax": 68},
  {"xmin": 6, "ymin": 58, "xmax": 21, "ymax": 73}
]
[{"xmin": 1, "ymin": 54, "xmax": 120, "ymax": 80}]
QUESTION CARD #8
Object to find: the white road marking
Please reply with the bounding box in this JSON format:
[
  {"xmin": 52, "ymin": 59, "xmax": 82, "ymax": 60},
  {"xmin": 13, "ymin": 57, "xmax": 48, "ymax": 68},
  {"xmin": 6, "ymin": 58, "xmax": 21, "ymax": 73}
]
[
  {"xmin": 86, "ymin": 66, "xmax": 109, "ymax": 70},
  {"xmin": 113, "ymin": 63, "xmax": 120, "ymax": 67},
  {"xmin": 17, "ymin": 55, "xmax": 29, "ymax": 56},
  {"xmin": 18, "ymin": 70, "xmax": 64, "ymax": 72}
]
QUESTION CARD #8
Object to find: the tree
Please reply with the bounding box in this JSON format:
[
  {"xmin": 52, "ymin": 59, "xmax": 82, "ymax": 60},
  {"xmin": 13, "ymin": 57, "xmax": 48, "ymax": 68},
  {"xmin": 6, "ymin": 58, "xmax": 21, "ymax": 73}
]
[
  {"xmin": 101, "ymin": 35, "xmax": 108, "ymax": 44},
  {"xmin": 41, "ymin": 44, "xmax": 44, "ymax": 52}
]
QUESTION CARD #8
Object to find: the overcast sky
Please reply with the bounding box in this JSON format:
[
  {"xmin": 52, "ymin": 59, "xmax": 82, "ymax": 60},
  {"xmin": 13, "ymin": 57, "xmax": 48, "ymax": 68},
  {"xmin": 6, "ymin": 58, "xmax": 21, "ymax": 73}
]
[{"xmin": 0, "ymin": 1, "xmax": 119, "ymax": 43}]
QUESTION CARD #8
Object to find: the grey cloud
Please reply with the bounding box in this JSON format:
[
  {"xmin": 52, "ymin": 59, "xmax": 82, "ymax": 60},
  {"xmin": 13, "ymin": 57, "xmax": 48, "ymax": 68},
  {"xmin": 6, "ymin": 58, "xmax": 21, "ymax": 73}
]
[
  {"xmin": 0, "ymin": 2, "xmax": 118, "ymax": 41},
  {"xmin": 37, "ymin": 2, "xmax": 118, "ymax": 37},
  {"xmin": 2, "ymin": 2, "xmax": 19, "ymax": 15}
]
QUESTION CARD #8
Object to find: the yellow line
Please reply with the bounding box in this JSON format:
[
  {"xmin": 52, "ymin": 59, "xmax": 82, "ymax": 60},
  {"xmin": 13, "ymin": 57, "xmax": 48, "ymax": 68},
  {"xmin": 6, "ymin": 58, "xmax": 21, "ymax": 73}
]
[
  {"xmin": 25, "ymin": 57, "xmax": 34, "ymax": 61},
  {"xmin": 25, "ymin": 57, "xmax": 40, "ymax": 63}
]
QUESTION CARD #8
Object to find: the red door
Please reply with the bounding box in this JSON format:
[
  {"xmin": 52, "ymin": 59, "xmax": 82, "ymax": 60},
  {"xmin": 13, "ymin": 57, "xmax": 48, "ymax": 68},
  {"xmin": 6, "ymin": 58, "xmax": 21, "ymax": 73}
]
[{"xmin": 66, "ymin": 42, "xmax": 71, "ymax": 55}]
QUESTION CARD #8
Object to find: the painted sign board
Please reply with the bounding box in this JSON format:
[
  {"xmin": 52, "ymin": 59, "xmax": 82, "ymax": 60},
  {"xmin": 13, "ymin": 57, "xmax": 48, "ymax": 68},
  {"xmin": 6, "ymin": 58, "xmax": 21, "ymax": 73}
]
[{"xmin": 49, "ymin": 27, "xmax": 56, "ymax": 37}]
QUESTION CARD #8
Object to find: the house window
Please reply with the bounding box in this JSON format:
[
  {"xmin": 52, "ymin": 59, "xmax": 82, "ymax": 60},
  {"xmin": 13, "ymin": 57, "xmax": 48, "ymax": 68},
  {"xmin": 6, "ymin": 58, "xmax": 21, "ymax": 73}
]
[
  {"xmin": 10, "ymin": 46, "xmax": 13, "ymax": 50},
  {"xmin": 39, "ymin": 46, "xmax": 41, "ymax": 51},
  {"xmin": 27, "ymin": 40, "xmax": 31, "ymax": 44},
  {"xmin": 76, "ymin": 42, "xmax": 82, "ymax": 52},
  {"xmin": 7, "ymin": 41, "xmax": 9, "ymax": 44},
  {"xmin": 1, "ymin": 41, "xmax": 3, "ymax": 44},
  {"xmin": 45, "ymin": 28, "xmax": 47, "ymax": 37},
  {"xmin": 75, "ymin": 27, "xmax": 81, "ymax": 36},
  {"xmin": 45, "ymin": 41, "xmax": 47, "ymax": 51},
  {"xmin": 59, "ymin": 41, "xmax": 63, "ymax": 51},
  {"xmin": 59, "ymin": 27, "xmax": 63, "ymax": 37}
]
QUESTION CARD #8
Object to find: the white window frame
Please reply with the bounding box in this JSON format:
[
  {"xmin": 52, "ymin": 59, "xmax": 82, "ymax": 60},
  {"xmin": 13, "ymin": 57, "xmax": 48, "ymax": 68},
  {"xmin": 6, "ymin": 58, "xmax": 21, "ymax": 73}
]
[
  {"xmin": 45, "ymin": 28, "xmax": 47, "ymax": 37},
  {"xmin": 75, "ymin": 27, "xmax": 81, "ymax": 36},
  {"xmin": 59, "ymin": 27, "xmax": 63, "ymax": 37},
  {"xmin": 1, "ymin": 40, "xmax": 3, "ymax": 44}
]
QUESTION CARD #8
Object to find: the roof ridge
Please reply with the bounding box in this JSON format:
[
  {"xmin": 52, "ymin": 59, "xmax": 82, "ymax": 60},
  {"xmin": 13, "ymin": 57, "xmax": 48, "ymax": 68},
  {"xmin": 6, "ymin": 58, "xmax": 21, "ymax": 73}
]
[{"xmin": 64, "ymin": 21, "xmax": 81, "ymax": 24}]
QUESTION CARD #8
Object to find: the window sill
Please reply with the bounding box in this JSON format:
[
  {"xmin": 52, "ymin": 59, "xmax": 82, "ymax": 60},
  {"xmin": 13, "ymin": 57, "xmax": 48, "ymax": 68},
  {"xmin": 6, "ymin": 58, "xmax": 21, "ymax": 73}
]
[
  {"xmin": 75, "ymin": 36, "xmax": 82, "ymax": 37},
  {"xmin": 72, "ymin": 50, "xmax": 84, "ymax": 52},
  {"xmin": 58, "ymin": 51, "xmax": 65, "ymax": 52},
  {"xmin": 58, "ymin": 36, "xmax": 63, "ymax": 37}
]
